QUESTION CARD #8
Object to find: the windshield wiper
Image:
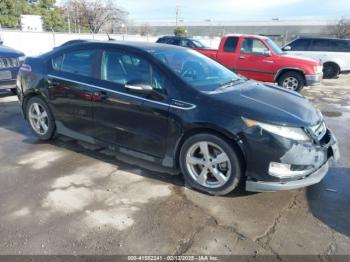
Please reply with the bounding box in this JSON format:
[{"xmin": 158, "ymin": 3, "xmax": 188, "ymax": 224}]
[{"xmin": 218, "ymin": 78, "xmax": 246, "ymax": 90}]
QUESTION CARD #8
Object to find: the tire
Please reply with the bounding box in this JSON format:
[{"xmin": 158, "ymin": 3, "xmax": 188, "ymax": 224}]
[
  {"xmin": 179, "ymin": 133, "xmax": 242, "ymax": 196},
  {"xmin": 10, "ymin": 88, "xmax": 17, "ymax": 95},
  {"xmin": 277, "ymin": 71, "xmax": 304, "ymax": 92},
  {"xmin": 323, "ymin": 62, "xmax": 340, "ymax": 79},
  {"xmin": 26, "ymin": 96, "xmax": 55, "ymax": 140}
]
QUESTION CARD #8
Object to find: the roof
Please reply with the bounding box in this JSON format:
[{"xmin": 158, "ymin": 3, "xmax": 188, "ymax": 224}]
[{"xmin": 56, "ymin": 39, "xmax": 186, "ymax": 53}]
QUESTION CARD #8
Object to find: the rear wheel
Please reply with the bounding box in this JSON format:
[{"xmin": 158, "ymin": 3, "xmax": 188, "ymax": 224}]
[
  {"xmin": 323, "ymin": 62, "xmax": 340, "ymax": 79},
  {"xmin": 179, "ymin": 133, "xmax": 242, "ymax": 195},
  {"xmin": 26, "ymin": 96, "xmax": 55, "ymax": 140},
  {"xmin": 278, "ymin": 71, "xmax": 304, "ymax": 92}
]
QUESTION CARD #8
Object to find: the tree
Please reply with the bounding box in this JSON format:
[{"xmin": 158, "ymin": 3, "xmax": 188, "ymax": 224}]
[
  {"xmin": 174, "ymin": 26, "xmax": 187, "ymax": 37},
  {"xmin": 0, "ymin": 0, "xmax": 66, "ymax": 31},
  {"xmin": 0, "ymin": 0, "xmax": 29, "ymax": 28},
  {"xmin": 69, "ymin": 0, "xmax": 126, "ymax": 34},
  {"xmin": 329, "ymin": 18, "xmax": 350, "ymax": 39}
]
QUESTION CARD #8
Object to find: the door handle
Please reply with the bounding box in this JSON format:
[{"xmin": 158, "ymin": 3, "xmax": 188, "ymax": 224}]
[
  {"xmin": 239, "ymin": 56, "xmax": 246, "ymax": 59},
  {"xmin": 93, "ymin": 90, "xmax": 108, "ymax": 99}
]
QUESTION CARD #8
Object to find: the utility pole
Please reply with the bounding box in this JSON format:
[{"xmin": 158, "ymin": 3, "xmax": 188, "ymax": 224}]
[{"xmin": 175, "ymin": 5, "xmax": 181, "ymax": 26}]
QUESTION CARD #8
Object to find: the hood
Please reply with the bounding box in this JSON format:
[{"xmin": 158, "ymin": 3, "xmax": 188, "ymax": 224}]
[
  {"xmin": 206, "ymin": 81, "xmax": 321, "ymax": 127},
  {"xmin": 279, "ymin": 53, "xmax": 319, "ymax": 65},
  {"xmin": 0, "ymin": 45, "xmax": 25, "ymax": 57}
]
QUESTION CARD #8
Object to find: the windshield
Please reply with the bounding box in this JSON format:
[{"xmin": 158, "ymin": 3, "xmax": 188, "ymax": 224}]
[
  {"xmin": 265, "ymin": 38, "xmax": 283, "ymax": 55},
  {"xmin": 148, "ymin": 48, "xmax": 241, "ymax": 91}
]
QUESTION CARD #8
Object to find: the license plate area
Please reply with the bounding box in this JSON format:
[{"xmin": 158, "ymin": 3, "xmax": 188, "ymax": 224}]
[{"xmin": 0, "ymin": 70, "xmax": 12, "ymax": 80}]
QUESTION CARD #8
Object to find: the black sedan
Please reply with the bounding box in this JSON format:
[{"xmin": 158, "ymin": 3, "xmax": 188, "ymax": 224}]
[
  {"xmin": 16, "ymin": 40, "xmax": 339, "ymax": 195},
  {"xmin": 0, "ymin": 44, "xmax": 25, "ymax": 94}
]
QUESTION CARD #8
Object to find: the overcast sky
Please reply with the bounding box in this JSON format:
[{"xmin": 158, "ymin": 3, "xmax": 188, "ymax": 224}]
[{"xmin": 114, "ymin": 0, "xmax": 350, "ymax": 21}]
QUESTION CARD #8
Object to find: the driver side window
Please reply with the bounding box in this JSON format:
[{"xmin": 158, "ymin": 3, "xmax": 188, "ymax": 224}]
[
  {"xmin": 241, "ymin": 38, "xmax": 269, "ymax": 55},
  {"xmin": 101, "ymin": 50, "xmax": 166, "ymax": 93}
]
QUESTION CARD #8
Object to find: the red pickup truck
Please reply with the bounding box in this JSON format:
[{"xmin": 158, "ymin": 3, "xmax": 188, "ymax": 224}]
[{"xmin": 195, "ymin": 34, "xmax": 323, "ymax": 91}]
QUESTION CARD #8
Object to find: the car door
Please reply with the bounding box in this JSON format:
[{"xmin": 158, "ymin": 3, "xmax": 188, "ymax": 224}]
[
  {"xmin": 235, "ymin": 37, "xmax": 274, "ymax": 82},
  {"xmin": 47, "ymin": 48, "xmax": 98, "ymax": 137},
  {"xmin": 308, "ymin": 39, "xmax": 331, "ymax": 63},
  {"xmin": 92, "ymin": 47, "xmax": 170, "ymax": 158}
]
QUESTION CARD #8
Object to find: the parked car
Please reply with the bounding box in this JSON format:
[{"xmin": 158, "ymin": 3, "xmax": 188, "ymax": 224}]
[
  {"xmin": 282, "ymin": 37, "xmax": 350, "ymax": 79},
  {"xmin": 156, "ymin": 36, "xmax": 208, "ymax": 49},
  {"xmin": 195, "ymin": 34, "xmax": 322, "ymax": 91},
  {"xmin": 17, "ymin": 41, "xmax": 339, "ymax": 195},
  {"xmin": 0, "ymin": 43, "xmax": 25, "ymax": 94}
]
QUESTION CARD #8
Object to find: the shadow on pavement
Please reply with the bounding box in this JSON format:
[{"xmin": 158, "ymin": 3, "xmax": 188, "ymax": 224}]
[{"xmin": 307, "ymin": 166, "xmax": 350, "ymax": 237}]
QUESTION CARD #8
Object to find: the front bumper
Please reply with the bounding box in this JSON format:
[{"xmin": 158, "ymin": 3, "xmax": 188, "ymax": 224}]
[
  {"xmin": 243, "ymin": 128, "xmax": 339, "ymax": 192},
  {"xmin": 305, "ymin": 73, "xmax": 323, "ymax": 86},
  {"xmin": 0, "ymin": 67, "xmax": 19, "ymax": 90}
]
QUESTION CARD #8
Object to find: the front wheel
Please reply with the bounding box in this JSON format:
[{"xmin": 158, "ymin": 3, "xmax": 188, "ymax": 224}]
[
  {"xmin": 277, "ymin": 71, "xmax": 304, "ymax": 92},
  {"xmin": 179, "ymin": 133, "xmax": 242, "ymax": 196},
  {"xmin": 323, "ymin": 63, "xmax": 340, "ymax": 79},
  {"xmin": 26, "ymin": 96, "xmax": 55, "ymax": 140}
]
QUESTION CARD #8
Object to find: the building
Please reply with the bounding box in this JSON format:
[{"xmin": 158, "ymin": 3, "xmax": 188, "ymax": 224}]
[
  {"xmin": 127, "ymin": 19, "xmax": 339, "ymax": 44},
  {"xmin": 20, "ymin": 15, "xmax": 44, "ymax": 32}
]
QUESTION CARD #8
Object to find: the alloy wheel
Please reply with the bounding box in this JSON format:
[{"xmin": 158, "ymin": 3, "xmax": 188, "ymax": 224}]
[
  {"xmin": 185, "ymin": 141, "xmax": 232, "ymax": 188},
  {"xmin": 28, "ymin": 102, "xmax": 49, "ymax": 135},
  {"xmin": 282, "ymin": 76, "xmax": 299, "ymax": 90}
]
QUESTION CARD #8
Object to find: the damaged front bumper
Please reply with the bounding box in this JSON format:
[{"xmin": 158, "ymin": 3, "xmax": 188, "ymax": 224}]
[{"xmin": 243, "ymin": 128, "xmax": 340, "ymax": 192}]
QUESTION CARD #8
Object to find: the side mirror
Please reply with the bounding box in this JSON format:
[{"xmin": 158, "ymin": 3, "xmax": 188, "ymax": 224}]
[
  {"xmin": 125, "ymin": 80, "xmax": 153, "ymax": 94},
  {"xmin": 263, "ymin": 50, "xmax": 272, "ymax": 56},
  {"xmin": 283, "ymin": 45, "xmax": 291, "ymax": 51}
]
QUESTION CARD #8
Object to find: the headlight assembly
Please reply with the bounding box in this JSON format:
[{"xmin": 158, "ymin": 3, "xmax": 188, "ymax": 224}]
[{"xmin": 242, "ymin": 117, "xmax": 311, "ymax": 141}]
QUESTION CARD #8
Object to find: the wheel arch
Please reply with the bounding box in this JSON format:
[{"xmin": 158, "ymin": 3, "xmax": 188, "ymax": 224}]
[
  {"xmin": 173, "ymin": 125, "xmax": 246, "ymax": 172},
  {"xmin": 22, "ymin": 91, "xmax": 49, "ymax": 120},
  {"xmin": 274, "ymin": 68, "xmax": 306, "ymax": 83},
  {"xmin": 323, "ymin": 61, "xmax": 340, "ymax": 71}
]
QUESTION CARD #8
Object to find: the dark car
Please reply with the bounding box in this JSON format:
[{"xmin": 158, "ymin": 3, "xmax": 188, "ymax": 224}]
[
  {"xmin": 156, "ymin": 36, "xmax": 208, "ymax": 49},
  {"xmin": 0, "ymin": 43, "xmax": 25, "ymax": 94},
  {"xmin": 17, "ymin": 41, "xmax": 339, "ymax": 195}
]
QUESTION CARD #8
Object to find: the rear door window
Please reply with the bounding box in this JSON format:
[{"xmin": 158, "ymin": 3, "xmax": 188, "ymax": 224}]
[
  {"xmin": 288, "ymin": 39, "xmax": 310, "ymax": 51},
  {"xmin": 223, "ymin": 37, "xmax": 239, "ymax": 52},
  {"xmin": 310, "ymin": 39, "xmax": 331, "ymax": 51},
  {"xmin": 57, "ymin": 49, "xmax": 95, "ymax": 77}
]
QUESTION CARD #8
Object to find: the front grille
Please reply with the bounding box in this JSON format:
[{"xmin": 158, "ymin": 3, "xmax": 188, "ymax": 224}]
[
  {"xmin": 310, "ymin": 121, "xmax": 327, "ymax": 141},
  {"xmin": 0, "ymin": 57, "xmax": 20, "ymax": 69}
]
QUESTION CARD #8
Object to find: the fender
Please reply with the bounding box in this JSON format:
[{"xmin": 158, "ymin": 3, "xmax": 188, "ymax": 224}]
[{"xmin": 273, "ymin": 67, "xmax": 305, "ymax": 82}]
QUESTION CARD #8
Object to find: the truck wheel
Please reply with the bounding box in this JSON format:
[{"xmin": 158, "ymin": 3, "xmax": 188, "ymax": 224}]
[
  {"xmin": 26, "ymin": 96, "xmax": 56, "ymax": 141},
  {"xmin": 323, "ymin": 62, "xmax": 340, "ymax": 79},
  {"xmin": 278, "ymin": 71, "xmax": 304, "ymax": 92},
  {"xmin": 179, "ymin": 133, "xmax": 242, "ymax": 196}
]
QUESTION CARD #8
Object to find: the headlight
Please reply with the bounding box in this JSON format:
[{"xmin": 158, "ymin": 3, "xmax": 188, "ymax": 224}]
[
  {"xmin": 18, "ymin": 55, "xmax": 26, "ymax": 63},
  {"xmin": 314, "ymin": 65, "xmax": 322, "ymax": 74},
  {"xmin": 242, "ymin": 117, "xmax": 311, "ymax": 141}
]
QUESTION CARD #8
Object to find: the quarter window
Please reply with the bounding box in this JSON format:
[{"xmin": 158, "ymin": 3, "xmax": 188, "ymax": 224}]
[
  {"xmin": 223, "ymin": 37, "xmax": 239, "ymax": 52},
  {"xmin": 101, "ymin": 50, "xmax": 166, "ymax": 92},
  {"xmin": 240, "ymin": 38, "xmax": 268, "ymax": 55}
]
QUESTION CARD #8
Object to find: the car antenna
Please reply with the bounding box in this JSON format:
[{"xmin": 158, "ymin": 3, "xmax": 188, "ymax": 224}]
[{"xmin": 106, "ymin": 33, "xmax": 115, "ymax": 41}]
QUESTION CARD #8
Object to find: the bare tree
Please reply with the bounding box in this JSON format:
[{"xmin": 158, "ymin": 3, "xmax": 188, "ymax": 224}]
[
  {"xmin": 329, "ymin": 18, "xmax": 350, "ymax": 39},
  {"xmin": 67, "ymin": 0, "xmax": 127, "ymax": 34}
]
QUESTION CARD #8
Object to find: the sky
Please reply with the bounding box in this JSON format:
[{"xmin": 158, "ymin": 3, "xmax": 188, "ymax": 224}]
[{"xmin": 113, "ymin": 0, "xmax": 350, "ymax": 22}]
